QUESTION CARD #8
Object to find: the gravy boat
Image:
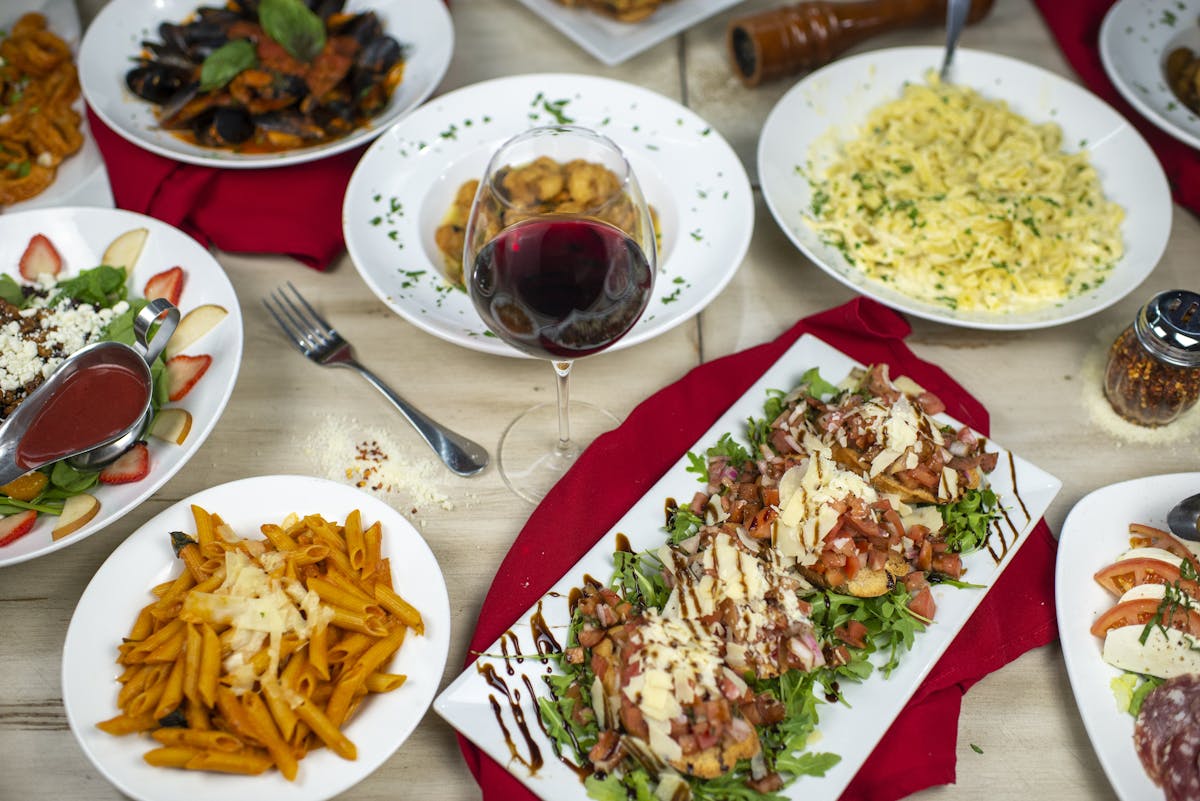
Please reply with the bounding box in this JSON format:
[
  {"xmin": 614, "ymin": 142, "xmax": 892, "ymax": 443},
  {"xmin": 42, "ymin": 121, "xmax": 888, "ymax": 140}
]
[{"xmin": 0, "ymin": 299, "xmax": 179, "ymax": 486}]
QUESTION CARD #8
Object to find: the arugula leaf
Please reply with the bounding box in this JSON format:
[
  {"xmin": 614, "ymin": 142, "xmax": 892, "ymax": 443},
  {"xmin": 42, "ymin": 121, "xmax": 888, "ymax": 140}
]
[
  {"xmin": 707, "ymin": 432, "xmax": 751, "ymax": 469},
  {"xmin": 0, "ymin": 274, "xmax": 25, "ymax": 306},
  {"xmin": 799, "ymin": 367, "xmax": 839, "ymax": 400},
  {"xmin": 775, "ymin": 750, "xmax": 841, "ymax": 777},
  {"xmin": 611, "ymin": 549, "xmax": 670, "ymax": 610},
  {"xmin": 685, "ymin": 450, "xmax": 707, "ymax": 482},
  {"xmin": 258, "ymin": 0, "xmax": 326, "ymax": 62},
  {"xmin": 49, "ymin": 265, "xmax": 128, "ymax": 308},
  {"xmin": 811, "ymin": 587, "xmax": 925, "ymax": 676},
  {"xmin": 666, "ymin": 503, "xmax": 703, "ymax": 545},
  {"xmin": 941, "ymin": 488, "xmax": 1000, "ymax": 553}
]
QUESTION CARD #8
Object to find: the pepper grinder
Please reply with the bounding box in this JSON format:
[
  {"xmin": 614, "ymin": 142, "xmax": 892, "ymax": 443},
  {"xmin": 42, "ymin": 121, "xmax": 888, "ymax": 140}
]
[
  {"xmin": 1103, "ymin": 290, "xmax": 1200, "ymax": 427},
  {"xmin": 727, "ymin": 0, "xmax": 995, "ymax": 87}
]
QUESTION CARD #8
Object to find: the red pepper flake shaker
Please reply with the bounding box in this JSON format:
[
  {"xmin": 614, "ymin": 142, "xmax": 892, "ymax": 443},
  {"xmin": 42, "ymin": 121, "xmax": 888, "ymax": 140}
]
[{"xmin": 1103, "ymin": 290, "xmax": 1200, "ymax": 427}]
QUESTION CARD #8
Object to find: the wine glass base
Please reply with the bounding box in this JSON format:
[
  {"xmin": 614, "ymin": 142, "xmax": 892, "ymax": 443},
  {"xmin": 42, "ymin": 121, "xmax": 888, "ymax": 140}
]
[{"xmin": 498, "ymin": 401, "xmax": 620, "ymax": 504}]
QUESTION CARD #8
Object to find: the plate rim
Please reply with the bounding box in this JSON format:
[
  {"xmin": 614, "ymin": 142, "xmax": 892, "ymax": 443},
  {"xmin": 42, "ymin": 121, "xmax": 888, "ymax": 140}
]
[
  {"xmin": 1055, "ymin": 471, "xmax": 1200, "ymax": 801},
  {"xmin": 0, "ymin": 205, "xmax": 243, "ymax": 568},
  {"xmin": 1099, "ymin": 0, "xmax": 1200, "ymax": 151},
  {"xmin": 77, "ymin": 0, "xmax": 454, "ymax": 169},
  {"xmin": 434, "ymin": 332, "xmax": 1063, "ymax": 800},
  {"xmin": 61, "ymin": 473, "xmax": 453, "ymax": 801},
  {"xmin": 342, "ymin": 71, "xmax": 754, "ymax": 358},
  {"xmin": 757, "ymin": 45, "xmax": 1172, "ymax": 331}
]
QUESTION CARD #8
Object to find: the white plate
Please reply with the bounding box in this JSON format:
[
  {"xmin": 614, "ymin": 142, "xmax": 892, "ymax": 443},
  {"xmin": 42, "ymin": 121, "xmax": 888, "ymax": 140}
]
[
  {"xmin": 342, "ymin": 73, "xmax": 753, "ymax": 358},
  {"xmin": 758, "ymin": 47, "xmax": 1172, "ymax": 330},
  {"xmin": 1101, "ymin": 0, "xmax": 1200, "ymax": 150},
  {"xmin": 1056, "ymin": 472, "xmax": 1200, "ymax": 801},
  {"xmin": 513, "ymin": 0, "xmax": 744, "ymax": 66},
  {"xmin": 78, "ymin": 0, "xmax": 453, "ymax": 168},
  {"xmin": 435, "ymin": 333, "xmax": 1062, "ymax": 800},
  {"xmin": 63, "ymin": 475, "xmax": 451, "ymax": 801},
  {"xmin": 1, "ymin": 0, "xmax": 113, "ymax": 213},
  {"xmin": 0, "ymin": 207, "xmax": 242, "ymax": 568}
]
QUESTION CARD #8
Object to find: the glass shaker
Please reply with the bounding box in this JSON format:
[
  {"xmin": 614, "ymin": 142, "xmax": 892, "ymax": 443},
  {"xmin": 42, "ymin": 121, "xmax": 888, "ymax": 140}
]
[{"xmin": 1103, "ymin": 290, "xmax": 1200, "ymax": 427}]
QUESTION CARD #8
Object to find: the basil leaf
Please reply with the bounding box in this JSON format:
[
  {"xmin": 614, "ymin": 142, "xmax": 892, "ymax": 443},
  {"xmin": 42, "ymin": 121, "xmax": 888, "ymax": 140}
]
[
  {"xmin": 0, "ymin": 274, "xmax": 25, "ymax": 306},
  {"xmin": 199, "ymin": 39, "xmax": 258, "ymax": 92},
  {"xmin": 258, "ymin": 0, "xmax": 326, "ymax": 62}
]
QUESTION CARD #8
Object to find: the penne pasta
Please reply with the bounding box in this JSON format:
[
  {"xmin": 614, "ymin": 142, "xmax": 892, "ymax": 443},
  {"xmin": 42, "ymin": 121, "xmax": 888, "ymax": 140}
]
[{"xmin": 100, "ymin": 507, "xmax": 421, "ymax": 781}]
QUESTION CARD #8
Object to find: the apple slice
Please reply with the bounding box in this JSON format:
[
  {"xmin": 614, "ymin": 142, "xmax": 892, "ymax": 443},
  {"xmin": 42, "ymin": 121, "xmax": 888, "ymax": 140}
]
[
  {"xmin": 102, "ymin": 228, "xmax": 149, "ymax": 272},
  {"xmin": 52, "ymin": 494, "xmax": 100, "ymax": 541},
  {"xmin": 149, "ymin": 408, "xmax": 193, "ymax": 445},
  {"xmin": 166, "ymin": 304, "xmax": 228, "ymax": 358}
]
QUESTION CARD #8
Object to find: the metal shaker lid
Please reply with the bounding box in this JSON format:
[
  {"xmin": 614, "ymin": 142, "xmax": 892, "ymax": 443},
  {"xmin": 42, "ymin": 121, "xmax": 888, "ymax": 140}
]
[{"xmin": 1135, "ymin": 290, "xmax": 1200, "ymax": 368}]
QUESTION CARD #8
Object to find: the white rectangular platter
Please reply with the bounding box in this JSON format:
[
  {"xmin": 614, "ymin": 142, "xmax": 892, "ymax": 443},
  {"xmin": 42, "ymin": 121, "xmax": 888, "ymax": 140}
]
[{"xmin": 435, "ymin": 333, "xmax": 1062, "ymax": 799}]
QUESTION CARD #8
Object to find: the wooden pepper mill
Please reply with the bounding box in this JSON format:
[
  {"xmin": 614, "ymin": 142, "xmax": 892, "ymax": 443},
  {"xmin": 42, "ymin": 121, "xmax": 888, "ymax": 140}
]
[{"xmin": 728, "ymin": 0, "xmax": 995, "ymax": 87}]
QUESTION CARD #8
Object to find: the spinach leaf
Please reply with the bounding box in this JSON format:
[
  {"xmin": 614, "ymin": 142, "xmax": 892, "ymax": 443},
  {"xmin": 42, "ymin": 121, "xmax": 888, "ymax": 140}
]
[
  {"xmin": 200, "ymin": 39, "xmax": 257, "ymax": 92},
  {"xmin": 49, "ymin": 461, "xmax": 99, "ymax": 494},
  {"xmin": 0, "ymin": 274, "xmax": 25, "ymax": 306},
  {"xmin": 258, "ymin": 0, "xmax": 326, "ymax": 62},
  {"xmin": 49, "ymin": 265, "xmax": 127, "ymax": 308}
]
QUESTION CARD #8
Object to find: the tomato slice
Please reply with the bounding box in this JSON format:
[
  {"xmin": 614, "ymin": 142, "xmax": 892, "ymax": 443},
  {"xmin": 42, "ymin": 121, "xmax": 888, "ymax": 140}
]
[
  {"xmin": 1129, "ymin": 524, "xmax": 1200, "ymax": 571},
  {"xmin": 1093, "ymin": 557, "xmax": 1198, "ymax": 598},
  {"xmin": 1090, "ymin": 597, "xmax": 1200, "ymax": 638}
]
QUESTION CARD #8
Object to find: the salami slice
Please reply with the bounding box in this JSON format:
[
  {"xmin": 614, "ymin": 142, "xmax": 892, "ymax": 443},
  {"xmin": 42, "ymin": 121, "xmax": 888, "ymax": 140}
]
[
  {"xmin": 1136, "ymin": 675, "xmax": 1200, "ymax": 787},
  {"xmin": 1162, "ymin": 726, "xmax": 1200, "ymax": 801}
]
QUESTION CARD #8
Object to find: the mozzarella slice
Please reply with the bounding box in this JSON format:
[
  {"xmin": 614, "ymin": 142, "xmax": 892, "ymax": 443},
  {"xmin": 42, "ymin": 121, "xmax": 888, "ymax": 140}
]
[
  {"xmin": 1103, "ymin": 625, "xmax": 1200, "ymax": 679},
  {"xmin": 1116, "ymin": 548, "xmax": 1185, "ymax": 567}
]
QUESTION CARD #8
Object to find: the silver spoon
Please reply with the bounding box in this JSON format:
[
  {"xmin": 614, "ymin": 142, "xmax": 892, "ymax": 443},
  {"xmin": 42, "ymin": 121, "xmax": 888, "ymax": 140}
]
[
  {"xmin": 940, "ymin": 0, "xmax": 971, "ymax": 81},
  {"xmin": 1168, "ymin": 493, "xmax": 1200, "ymax": 542},
  {"xmin": 0, "ymin": 299, "xmax": 178, "ymax": 484}
]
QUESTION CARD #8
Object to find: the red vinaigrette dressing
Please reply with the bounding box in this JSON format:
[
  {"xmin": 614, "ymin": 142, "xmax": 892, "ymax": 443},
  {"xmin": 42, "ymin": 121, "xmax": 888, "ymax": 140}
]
[{"xmin": 16, "ymin": 362, "xmax": 149, "ymax": 468}]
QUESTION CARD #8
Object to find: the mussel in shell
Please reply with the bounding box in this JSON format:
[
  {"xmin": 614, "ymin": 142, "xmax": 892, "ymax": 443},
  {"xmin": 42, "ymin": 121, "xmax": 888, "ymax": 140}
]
[
  {"xmin": 126, "ymin": 64, "xmax": 192, "ymax": 106},
  {"xmin": 191, "ymin": 106, "xmax": 254, "ymax": 146}
]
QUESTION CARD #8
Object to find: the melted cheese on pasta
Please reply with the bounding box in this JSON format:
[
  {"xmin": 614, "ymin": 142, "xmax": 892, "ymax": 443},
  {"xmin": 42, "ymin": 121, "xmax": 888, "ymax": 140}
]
[{"xmin": 807, "ymin": 75, "xmax": 1124, "ymax": 313}]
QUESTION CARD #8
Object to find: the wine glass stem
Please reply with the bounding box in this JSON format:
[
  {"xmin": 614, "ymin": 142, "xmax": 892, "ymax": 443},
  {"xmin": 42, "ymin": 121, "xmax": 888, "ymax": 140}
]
[{"xmin": 553, "ymin": 360, "xmax": 573, "ymax": 455}]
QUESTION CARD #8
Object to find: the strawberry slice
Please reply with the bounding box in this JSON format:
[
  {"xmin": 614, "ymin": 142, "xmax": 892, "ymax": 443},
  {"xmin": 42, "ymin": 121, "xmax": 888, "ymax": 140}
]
[
  {"xmin": 166, "ymin": 354, "xmax": 212, "ymax": 402},
  {"xmin": 144, "ymin": 266, "xmax": 185, "ymax": 306},
  {"xmin": 98, "ymin": 442, "xmax": 150, "ymax": 485},
  {"xmin": 19, "ymin": 234, "xmax": 62, "ymax": 281},
  {"xmin": 0, "ymin": 510, "xmax": 38, "ymax": 547}
]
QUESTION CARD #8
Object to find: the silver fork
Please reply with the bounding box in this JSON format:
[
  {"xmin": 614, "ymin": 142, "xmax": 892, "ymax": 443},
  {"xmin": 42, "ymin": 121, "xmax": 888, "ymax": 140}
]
[
  {"xmin": 264, "ymin": 283, "xmax": 489, "ymax": 477},
  {"xmin": 940, "ymin": 0, "xmax": 971, "ymax": 82}
]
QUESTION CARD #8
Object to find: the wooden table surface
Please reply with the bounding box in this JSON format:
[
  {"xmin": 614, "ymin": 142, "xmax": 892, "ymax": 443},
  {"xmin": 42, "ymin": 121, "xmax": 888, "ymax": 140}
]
[{"xmin": 4, "ymin": 0, "xmax": 1197, "ymax": 798}]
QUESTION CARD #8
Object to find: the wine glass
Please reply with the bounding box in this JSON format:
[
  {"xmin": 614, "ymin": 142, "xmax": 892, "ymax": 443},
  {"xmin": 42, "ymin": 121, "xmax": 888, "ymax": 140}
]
[{"xmin": 464, "ymin": 125, "xmax": 657, "ymax": 503}]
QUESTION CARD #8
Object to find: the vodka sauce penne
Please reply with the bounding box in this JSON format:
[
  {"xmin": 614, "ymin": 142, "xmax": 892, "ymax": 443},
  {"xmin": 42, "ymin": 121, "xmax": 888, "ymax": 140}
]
[{"xmin": 97, "ymin": 508, "xmax": 422, "ymax": 780}]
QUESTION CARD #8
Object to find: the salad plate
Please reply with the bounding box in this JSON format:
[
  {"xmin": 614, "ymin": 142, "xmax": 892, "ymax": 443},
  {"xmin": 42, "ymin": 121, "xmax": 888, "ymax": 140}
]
[
  {"xmin": 1055, "ymin": 472, "xmax": 1200, "ymax": 801},
  {"xmin": 1, "ymin": 0, "xmax": 113, "ymax": 213},
  {"xmin": 0, "ymin": 206, "xmax": 242, "ymax": 568},
  {"xmin": 434, "ymin": 333, "xmax": 1062, "ymax": 799},
  {"xmin": 62, "ymin": 474, "xmax": 452, "ymax": 801},
  {"xmin": 1101, "ymin": 0, "xmax": 1200, "ymax": 151},
  {"xmin": 342, "ymin": 72, "xmax": 753, "ymax": 358},
  {"xmin": 78, "ymin": 0, "xmax": 453, "ymax": 169},
  {"xmin": 512, "ymin": 0, "xmax": 745, "ymax": 66},
  {"xmin": 758, "ymin": 47, "xmax": 1171, "ymax": 330}
]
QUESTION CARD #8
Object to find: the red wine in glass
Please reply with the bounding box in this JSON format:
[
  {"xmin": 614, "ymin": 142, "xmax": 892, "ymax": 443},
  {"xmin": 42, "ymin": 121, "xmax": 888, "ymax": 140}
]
[{"xmin": 469, "ymin": 216, "xmax": 654, "ymax": 359}]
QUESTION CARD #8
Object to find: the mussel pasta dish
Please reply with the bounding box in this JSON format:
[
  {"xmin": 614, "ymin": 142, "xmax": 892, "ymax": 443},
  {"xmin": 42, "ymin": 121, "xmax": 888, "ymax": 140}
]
[
  {"xmin": 805, "ymin": 75, "xmax": 1124, "ymax": 314},
  {"xmin": 125, "ymin": 0, "xmax": 406, "ymax": 152},
  {"xmin": 0, "ymin": 14, "xmax": 83, "ymax": 206}
]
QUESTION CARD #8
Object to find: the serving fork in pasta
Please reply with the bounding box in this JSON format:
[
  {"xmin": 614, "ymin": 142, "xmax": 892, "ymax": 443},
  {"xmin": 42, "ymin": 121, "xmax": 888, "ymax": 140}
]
[{"xmin": 97, "ymin": 505, "xmax": 422, "ymax": 779}]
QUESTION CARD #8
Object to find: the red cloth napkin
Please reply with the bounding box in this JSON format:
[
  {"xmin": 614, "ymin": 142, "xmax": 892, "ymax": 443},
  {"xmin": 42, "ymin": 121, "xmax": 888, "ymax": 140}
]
[
  {"xmin": 86, "ymin": 108, "xmax": 355, "ymax": 270},
  {"xmin": 1033, "ymin": 0, "xmax": 1200, "ymax": 216},
  {"xmin": 458, "ymin": 297, "xmax": 1059, "ymax": 801}
]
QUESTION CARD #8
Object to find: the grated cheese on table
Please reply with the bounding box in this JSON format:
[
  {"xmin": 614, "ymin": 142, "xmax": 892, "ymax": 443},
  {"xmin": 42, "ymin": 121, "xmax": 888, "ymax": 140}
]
[
  {"xmin": 303, "ymin": 415, "xmax": 462, "ymax": 511},
  {"xmin": 1082, "ymin": 323, "xmax": 1200, "ymax": 445}
]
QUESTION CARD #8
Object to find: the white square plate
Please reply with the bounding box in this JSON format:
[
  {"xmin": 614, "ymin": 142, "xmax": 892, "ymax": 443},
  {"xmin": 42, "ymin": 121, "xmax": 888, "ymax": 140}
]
[{"xmin": 435, "ymin": 333, "xmax": 1062, "ymax": 800}]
